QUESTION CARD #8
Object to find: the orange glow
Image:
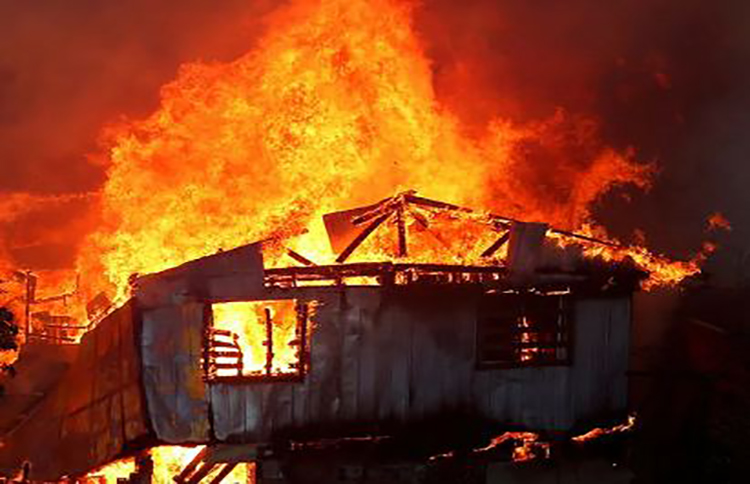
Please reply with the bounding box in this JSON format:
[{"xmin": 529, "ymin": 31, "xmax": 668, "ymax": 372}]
[
  {"xmin": 572, "ymin": 414, "xmax": 636, "ymax": 443},
  {"xmin": 83, "ymin": 456, "xmax": 135, "ymax": 483},
  {"xmin": 707, "ymin": 212, "xmax": 731, "ymax": 232},
  {"xmin": 518, "ymin": 316, "xmax": 536, "ymax": 363},
  {"xmin": 548, "ymin": 225, "xmax": 705, "ymax": 289},
  {"xmin": 478, "ymin": 431, "xmax": 550, "ymax": 463},
  {"xmin": 84, "ymin": 446, "xmax": 253, "ymax": 484},
  {"xmin": 210, "ymin": 300, "xmax": 302, "ymax": 378},
  {"xmin": 73, "ymin": 0, "xmax": 674, "ymax": 304}
]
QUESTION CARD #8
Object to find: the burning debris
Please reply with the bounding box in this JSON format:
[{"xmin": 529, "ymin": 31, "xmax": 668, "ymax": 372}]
[
  {"xmin": 571, "ymin": 414, "xmax": 637, "ymax": 444},
  {"xmin": 429, "ymin": 415, "xmax": 636, "ymax": 466}
]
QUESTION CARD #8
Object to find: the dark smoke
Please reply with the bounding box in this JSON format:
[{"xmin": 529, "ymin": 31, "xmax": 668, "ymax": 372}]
[
  {"xmin": 417, "ymin": 0, "xmax": 750, "ymax": 284},
  {"xmin": 1, "ymin": 0, "xmax": 749, "ymax": 285}
]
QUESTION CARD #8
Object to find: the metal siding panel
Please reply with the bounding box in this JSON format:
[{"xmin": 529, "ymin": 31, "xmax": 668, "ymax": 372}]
[
  {"xmin": 356, "ymin": 312, "xmax": 378, "ymax": 421},
  {"xmin": 243, "ymin": 385, "xmax": 264, "ymax": 439},
  {"xmin": 409, "ymin": 320, "xmax": 443, "ymax": 419},
  {"xmin": 0, "ymin": 301, "xmax": 148, "ymax": 481},
  {"xmin": 119, "ymin": 301, "xmax": 149, "ymax": 441},
  {"xmin": 341, "ymin": 306, "xmax": 362, "ymax": 421},
  {"xmin": 135, "ymin": 243, "xmax": 265, "ymax": 309},
  {"xmin": 141, "ymin": 303, "xmax": 210, "ymax": 443},
  {"xmin": 292, "ymin": 378, "xmax": 309, "ymax": 428},
  {"xmin": 265, "ymin": 385, "xmax": 294, "ymax": 434},
  {"xmin": 210, "ymin": 383, "xmax": 245, "ymax": 441},
  {"xmin": 569, "ymin": 297, "xmax": 631, "ymax": 423},
  {"xmin": 384, "ymin": 306, "xmax": 410, "ymax": 422}
]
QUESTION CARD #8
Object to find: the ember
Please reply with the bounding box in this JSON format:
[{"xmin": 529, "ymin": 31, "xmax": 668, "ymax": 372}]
[
  {"xmin": 572, "ymin": 414, "xmax": 637, "ymax": 443},
  {"xmin": 707, "ymin": 212, "xmax": 732, "ymax": 232}
]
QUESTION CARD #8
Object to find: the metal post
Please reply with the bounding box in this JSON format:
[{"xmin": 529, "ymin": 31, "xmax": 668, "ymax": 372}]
[
  {"xmin": 264, "ymin": 308, "xmax": 274, "ymax": 376},
  {"xmin": 24, "ymin": 271, "xmax": 34, "ymax": 341}
]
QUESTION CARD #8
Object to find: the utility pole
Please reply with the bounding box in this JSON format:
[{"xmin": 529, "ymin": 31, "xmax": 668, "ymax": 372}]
[{"xmin": 24, "ymin": 271, "xmax": 36, "ymax": 341}]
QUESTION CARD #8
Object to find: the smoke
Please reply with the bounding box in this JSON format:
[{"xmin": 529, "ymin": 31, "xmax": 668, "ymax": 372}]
[
  {"xmin": 0, "ymin": 0, "xmax": 281, "ymax": 268},
  {"xmin": 415, "ymin": 0, "xmax": 750, "ymax": 281},
  {"xmin": 1, "ymin": 0, "xmax": 749, "ymax": 283}
]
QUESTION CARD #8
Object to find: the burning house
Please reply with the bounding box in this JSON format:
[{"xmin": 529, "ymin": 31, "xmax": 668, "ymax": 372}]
[{"xmin": 0, "ymin": 193, "xmax": 645, "ymax": 483}]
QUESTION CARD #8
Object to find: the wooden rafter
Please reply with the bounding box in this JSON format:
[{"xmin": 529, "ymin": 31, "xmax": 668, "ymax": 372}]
[
  {"xmin": 481, "ymin": 231, "xmax": 511, "ymax": 258},
  {"xmin": 330, "ymin": 190, "xmax": 621, "ymax": 265},
  {"xmin": 336, "ymin": 212, "xmax": 391, "ymax": 263}
]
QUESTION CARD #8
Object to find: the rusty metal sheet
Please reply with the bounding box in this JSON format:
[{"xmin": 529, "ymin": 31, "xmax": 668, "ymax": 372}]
[
  {"xmin": 322, "ymin": 203, "xmax": 380, "ymax": 255},
  {"xmin": 141, "ymin": 302, "xmax": 210, "ymax": 443},
  {"xmin": 507, "ymin": 222, "xmax": 549, "ymax": 280},
  {"xmin": 0, "ymin": 300, "xmax": 149, "ymax": 481},
  {"xmin": 135, "ymin": 243, "xmax": 264, "ymax": 309}
]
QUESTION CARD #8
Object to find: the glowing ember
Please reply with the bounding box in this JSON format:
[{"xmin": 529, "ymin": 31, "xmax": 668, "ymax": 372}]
[
  {"xmin": 479, "ymin": 432, "xmax": 551, "ymax": 463},
  {"xmin": 707, "ymin": 212, "xmax": 731, "ymax": 232},
  {"xmin": 572, "ymin": 414, "xmax": 636, "ymax": 443},
  {"xmin": 430, "ymin": 431, "xmax": 550, "ymax": 464}
]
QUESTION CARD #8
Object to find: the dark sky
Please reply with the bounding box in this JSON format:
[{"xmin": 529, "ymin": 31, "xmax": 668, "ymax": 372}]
[
  {"xmin": 418, "ymin": 0, "xmax": 750, "ymax": 283},
  {"xmin": 1, "ymin": 0, "xmax": 749, "ymax": 283}
]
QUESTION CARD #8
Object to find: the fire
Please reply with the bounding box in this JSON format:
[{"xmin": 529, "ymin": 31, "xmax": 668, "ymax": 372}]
[
  {"xmin": 82, "ymin": 457, "xmax": 135, "ymax": 483},
  {"xmin": 548, "ymin": 224, "xmax": 705, "ymax": 289},
  {"xmin": 210, "ymin": 300, "xmax": 301, "ymax": 378},
  {"xmin": 74, "ymin": 0, "xmax": 665, "ymax": 303},
  {"xmin": 430, "ymin": 431, "xmax": 550, "ymax": 464},
  {"xmin": 84, "ymin": 446, "xmax": 253, "ymax": 484},
  {"xmin": 571, "ymin": 414, "xmax": 636, "ymax": 443},
  {"xmin": 479, "ymin": 432, "xmax": 550, "ymax": 463}
]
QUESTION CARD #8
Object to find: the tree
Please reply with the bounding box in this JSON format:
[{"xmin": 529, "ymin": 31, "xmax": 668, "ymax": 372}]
[{"xmin": 0, "ymin": 306, "xmax": 18, "ymax": 351}]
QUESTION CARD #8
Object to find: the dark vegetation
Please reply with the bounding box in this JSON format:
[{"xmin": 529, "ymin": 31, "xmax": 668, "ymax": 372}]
[{"xmin": 0, "ymin": 306, "xmax": 19, "ymax": 393}]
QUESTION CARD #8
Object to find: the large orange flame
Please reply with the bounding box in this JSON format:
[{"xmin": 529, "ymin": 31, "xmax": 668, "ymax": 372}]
[{"xmin": 74, "ymin": 0, "xmax": 669, "ymax": 301}]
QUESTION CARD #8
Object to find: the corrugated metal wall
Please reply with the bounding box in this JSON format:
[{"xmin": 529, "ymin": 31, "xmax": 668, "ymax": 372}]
[
  {"xmin": 0, "ymin": 300, "xmax": 150, "ymax": 481},
  {"xmin": 197, "ymin": 286, "xmax": 630, "ymax": 443}
]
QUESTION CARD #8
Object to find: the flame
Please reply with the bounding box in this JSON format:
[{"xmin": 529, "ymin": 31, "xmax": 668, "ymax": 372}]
[
  {"xmin": 83, "ymin": 457, "xmax": 135, "ymax": 484},
  {"xmin": 84, "ymin": 446, "xmax": 253, "ymax": 484},
  {"xmin": 431, "ymin": 431, "xmax": 550, "ymax": 464},
  {"xmin": 73, "ymin": 0, "xmax": 668, "ymax": 302},
  {"xmin": 210, "ymin": 300, "xmax": 301, "ymax": 377},
  {"xmin": 549, "ymin": 224, "xmax": 705, "ymax": 289},
  {"xmin": 571, "ymin": 414, "xmax": 636, "ymax": 443},
  {"xmin": 480, "ymin": 432, "xmax": 550, "ymax": 463}
]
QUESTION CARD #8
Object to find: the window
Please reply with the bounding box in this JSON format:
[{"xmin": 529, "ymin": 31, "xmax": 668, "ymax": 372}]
[
  {"xmin": 476, "ymin": 293, "xmax": 570, "ymax": 368},
  {"xmin": 205, "ymin": 299, "xmax": 309, "ymax": 381}
]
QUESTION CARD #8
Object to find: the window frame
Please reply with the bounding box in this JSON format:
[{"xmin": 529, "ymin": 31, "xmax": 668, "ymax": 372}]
[
  {"xmin": 475, "ymin": 291, "xmax": 573, "ymax": 370},
  {"xmin": 203, "ymin": 299, "xmax": 311, "ymax": 384}
]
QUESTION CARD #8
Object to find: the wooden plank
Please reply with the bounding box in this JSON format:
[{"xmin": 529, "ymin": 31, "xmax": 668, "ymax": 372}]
[
  {"xmin": 396, "ymin": 206, "xmax": 407, "ymax": 258},
  {"xmin": 336, "ymin": 213, "xmax": 391, "ymax": 263},
  {"xmin": 481, "ymin": 231, "xmax": 511, "ymax": 258},
  {"xmin": 286, "ymin": 248, "xmax": 316, "ymax": 267}
]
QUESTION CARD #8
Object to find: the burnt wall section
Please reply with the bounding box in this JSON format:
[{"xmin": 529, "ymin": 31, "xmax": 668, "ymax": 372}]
[
  {"xmin": 135, "ymin": 243, "xmax": 265, "ymax": 310},
  {"xmin": 208, "ymin": 286, "xmax": 631, "ymax": 442},
  {"xmin": 141, "ymin": 302, "xmax": 210, "ymax": 443},
  {"xmin": 0, "ymin": 300, "xmax": 149, "ymax": 481}
]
